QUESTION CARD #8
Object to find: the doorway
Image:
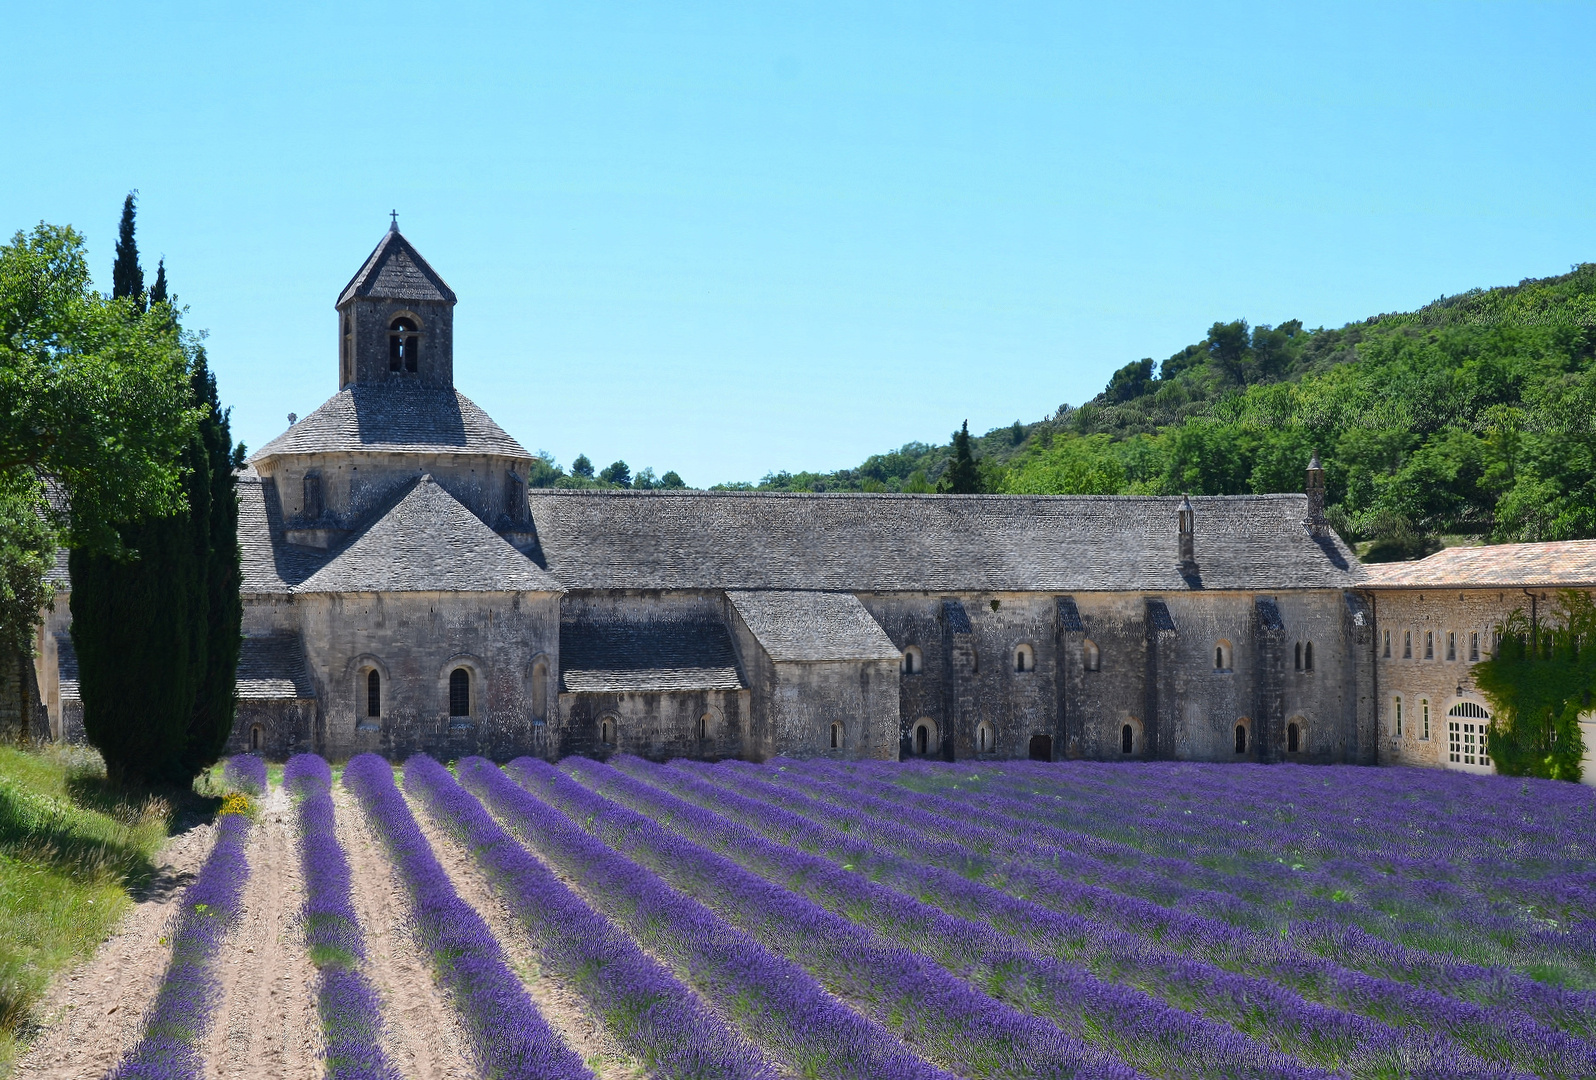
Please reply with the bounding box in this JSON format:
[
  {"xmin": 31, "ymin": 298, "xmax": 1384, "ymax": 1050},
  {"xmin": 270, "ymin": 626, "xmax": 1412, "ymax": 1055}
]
[{"xmin": 1028, "ymin": 734, "xmax": 1052, "ymax": 761}]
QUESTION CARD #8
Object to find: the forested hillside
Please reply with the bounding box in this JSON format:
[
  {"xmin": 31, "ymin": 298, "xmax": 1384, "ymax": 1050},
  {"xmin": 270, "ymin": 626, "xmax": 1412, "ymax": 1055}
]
[{"xmin": 726, "ymin": 264, "xmax": 1596, "ymax": 561}]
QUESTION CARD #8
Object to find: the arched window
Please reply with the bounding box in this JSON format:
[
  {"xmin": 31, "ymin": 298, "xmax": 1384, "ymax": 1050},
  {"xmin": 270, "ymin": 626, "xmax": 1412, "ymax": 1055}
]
[
  {"xmin": 1382, "ymin": 629, "xmax": 1391, "ymax": 658},
  {"xmin": 830, "ymin": 721, "xmax": 842, "ymax": 749},
  {"xmin": 1215, "ymin": 639, "xmax": 1232, "ymax": 671},
  {"xmin": 1469, "ymin": 632, "xmax": 1480, "ymax": 661},
  {"xmin": 901, "ymin": 646, "xmax": 923, "ymax": 675},
  {"xmin": 1121, "ymin": 723, "xmax": 1134, "ymax": 754},
  {"xmin": 1446, "ymin": 631, "xmax": 1456, "ymax": 661},
  {"xmin": 600, "ymin": 716, "xmax": 617, "ymax": 746},
  {"xmin": 1287, "ymin": 723, "xmax": 1300, "ymax": 753},
  {"xmin": 975, "ymin": 721, "xmax": 995, "ymax": 754},
  {"xmin": 1294, "ymin": 642, "xmax": 1303, "ymax": 670},
  {"xmin": 1420, "ymin": 698, "xmax": 1430, "ymax": 741},
  {"xmin": 1394, "ymin": 695, "xmax": 1403, "ymax": 738},
  {"xmin": 1304, "ymin": 642, "xmax": 1314, "ymax": 671},
  {"xmin": 530, "ymin": 658, "xmax": 548, "ymax": 722},
  {"xmin": 249, "ymin": 724, "xmax": 262, "ymax": 752},
  {"xmin": 1083, "ymin": 639, "xmax": 1100, "ymax": 672},
  {"xmin": 700, "ymin": 713, "xmax": 712, "ymax": 741},
  {"xmin": 449, "ymin": 668, "xmax": 470, "ymax": 717},
  {"xmin": 1403, "ymin": 631, "xmax": 1412, "ymax": 659},
  {"xmin": 1424, "ymin": 631, "xmax": 1434, "ymax": 660},
  {"xmin": 912, "ymin": 718, "xmax": 937, "ymax": 756},
  {"xmin": 1235, "ymin": 723, "xmax": 1247, "ymax": 754},
  {"xmin": 388, "ymin": 317, "xmax": 420, "ymax": 373},
  {"xmin": 1014, "ymin": 644, "xmax": 1034, "ymax": 673},
  {"xmin": 366, "ymin": 669, "xmax": 381, "ymax": 718}
]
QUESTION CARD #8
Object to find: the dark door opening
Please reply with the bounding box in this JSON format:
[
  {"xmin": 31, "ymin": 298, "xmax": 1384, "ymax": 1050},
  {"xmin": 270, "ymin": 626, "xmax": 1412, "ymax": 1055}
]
[
  {"xmin": 1235, "ymin": 724, "xmax": 1247, "ymax": 754},
  {"xmin": 915, "ymin": 724, "xmax": 928, "ymax": 755},
  {"xmin": 1287, "ymin": 723, "xmax": 1299, "ymax": 753},
  {"xmin": 1121, "ymin": 724, "xmax": 1134, "ymax": 754},
  {"xmin": 1028, "ymin": 734, "xmax": 1052, "ymax": 761}
]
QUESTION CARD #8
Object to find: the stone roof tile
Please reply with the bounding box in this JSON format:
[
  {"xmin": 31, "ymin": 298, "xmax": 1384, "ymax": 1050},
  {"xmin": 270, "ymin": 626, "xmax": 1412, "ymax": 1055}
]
[
  {"xmin": 238, "ymin": 634, "xmax": 316, "ymax": 699},
  {"xmin": 337, "ymin": 229, "xmax": 457, "ymax": 306},
  {"xmin": 524, "ymin": 491, "xmax": 1361, "ymax": 592},
  {"xmin": 727, "ymin": 591, "xmax": 901, "ymax": 663},
  {"xmin": 559, "ymin": 619, "xmax": 744, "ymax": 693},
  {"xmin": 53, "ymin": 633, "xmax": 78, "ymax": 702},
  {"xmin": 1359, "ymin": 540, "xmax": 1596, "ymax": 589},
  {"xmin": 297, "ymin": 476, "xmax": 559, "ymax": 594},
  {"xmin": 238, "ymin": 474, "xmax": 331, "ymax": 593},
  {"xmin": 251, "ymin": 386, "xmax": 528, "ymax": 461}
]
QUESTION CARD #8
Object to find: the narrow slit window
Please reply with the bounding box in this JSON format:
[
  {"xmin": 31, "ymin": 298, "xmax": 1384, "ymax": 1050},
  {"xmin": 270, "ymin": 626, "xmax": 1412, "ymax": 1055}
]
[
  {"xmin": 1383, "ymin": 629, "xmax": 1391, "ymax": 658},
  {"xmin": 1424, "ymin": 631, "xmax": 1434, "ymax": 660},
  {"xmin": 1446, "ymin": 632, "xmax": 1456, "ymax": 661},
  {"xmin": 1403, "ymin": 631, "xmax": 1412, "ymax": 659},
  {"xmin": 1395, "ymin": 696, "xmax": 1403, "ymax": 738},
  {"xmin": 1304, "ymin": 642, "xmax": 1313, "ymax": 671},
  {"xmin": 1469, "ymin": 632, "xmax": 1480, "ymax": 662},
  {"xmin": 367, "ymin": 669, "xmax": 380, "ymax": 718}
]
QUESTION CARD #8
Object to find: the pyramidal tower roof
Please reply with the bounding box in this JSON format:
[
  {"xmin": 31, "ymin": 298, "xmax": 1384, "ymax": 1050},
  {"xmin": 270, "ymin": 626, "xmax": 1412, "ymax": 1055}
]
[{"xmin": 337, "ymin": 224, "xmax": 457, "ymax": 307}]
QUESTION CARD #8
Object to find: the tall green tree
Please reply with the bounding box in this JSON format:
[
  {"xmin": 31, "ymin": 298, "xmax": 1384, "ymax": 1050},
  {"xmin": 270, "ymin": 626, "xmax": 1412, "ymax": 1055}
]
[
  {"xmin": 111, "ymin": 192, "xmax": 144, "ymax": 311},
  {"xmin": 69, "ymin": 199, "xmax": 238, "ymax": 785},
  {"xmin": 941, "ymin": 421, "xmax": 982, "ymax": 494}
]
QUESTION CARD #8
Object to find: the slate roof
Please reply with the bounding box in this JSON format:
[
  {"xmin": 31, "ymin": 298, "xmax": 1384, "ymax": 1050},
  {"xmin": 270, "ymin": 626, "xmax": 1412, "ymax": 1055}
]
[
  {"xmin": 559, "ymin": 620, "xmax": 745, "ymax": 693},
  {"xmin": 524, "ymin": 491, "xmax": 1362, "ymax": 592},
  {"xmin": 237, "ymin": 634, "xmax": 316, "ymax": 699},
  {"xmin": 298, "ymin": 476, "xmax": 559, "ymax": 594},
  {"xmin": 1359, "ymin": 539, "xmax": 1596, "ymax": 589},
  {"xmin": 238, "ymin": 472, "xmax": 332, "ymax": 593},
  {"xmin": 337, "ymin": 228, "xmax": 457, "ymax": 306},
  {"xmin": 53, "ymin": 633, "xmax": 78, "ymax": 702},
  {"xmin": 727, "ymin": 591, "xmax": 901, "ymax": 663},
  {"xmin": 250, "ymin": 387, "xmax": 528, "ymax": 461}
]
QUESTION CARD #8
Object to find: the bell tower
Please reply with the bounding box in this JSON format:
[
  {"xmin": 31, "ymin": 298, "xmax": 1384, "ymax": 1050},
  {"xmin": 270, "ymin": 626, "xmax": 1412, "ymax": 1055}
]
[{"xmin": 336, "ymin": 217, "xmax": 457, "ymax": 390}]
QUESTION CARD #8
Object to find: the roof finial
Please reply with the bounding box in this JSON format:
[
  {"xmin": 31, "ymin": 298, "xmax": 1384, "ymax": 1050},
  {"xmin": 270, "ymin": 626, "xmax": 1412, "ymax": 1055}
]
[{"xmin": 389, "ymin": 209, "xmax": 399, "ymax": 233}]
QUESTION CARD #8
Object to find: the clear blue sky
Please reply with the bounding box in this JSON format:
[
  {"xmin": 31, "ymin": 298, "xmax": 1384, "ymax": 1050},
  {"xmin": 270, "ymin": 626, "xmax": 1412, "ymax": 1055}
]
[{"xmin": 4, "ymin": 3, "xmax": 1594, "ymax": 486}]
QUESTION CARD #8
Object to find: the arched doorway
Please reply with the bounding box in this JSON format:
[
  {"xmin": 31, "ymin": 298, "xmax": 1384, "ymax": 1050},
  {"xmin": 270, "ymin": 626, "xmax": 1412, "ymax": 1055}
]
[
  {"xmin": 911, "ymin": 718, "xmax": 938, "ymax": 757},
  {"xmin": 1446, "ymin": 701, "xmax": 1493, "ymax": 773},
  {"xmin": 1028, "ymin": 734, "xmax": 1052, "ymax": 761}
]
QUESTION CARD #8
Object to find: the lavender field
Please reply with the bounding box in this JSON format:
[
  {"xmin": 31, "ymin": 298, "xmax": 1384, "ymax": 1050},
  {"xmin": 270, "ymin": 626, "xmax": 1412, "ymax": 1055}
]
[{"xmin": 87, "ymin": 754, "xmax": 1596, "ymax": 1080}]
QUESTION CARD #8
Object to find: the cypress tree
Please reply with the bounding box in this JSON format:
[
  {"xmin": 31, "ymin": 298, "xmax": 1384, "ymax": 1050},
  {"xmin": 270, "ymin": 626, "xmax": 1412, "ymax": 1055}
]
[
  {"xmin": 942, "ymin": 420, "xmax": 982, "ymax": 494},
  {"xmin": 112, "ymin": 192, "xmax": 144, "ymax": 311},
  {"xmin": 180, "ymin": 348, "xmax": 242, "ymax": 776},
  {"xmin": 149, "ymin": 257, "xmax": 168, "ymax": 307},
  {"xmin": 71, "ymin": 200, "xmax": 226, "ymax": 785}
]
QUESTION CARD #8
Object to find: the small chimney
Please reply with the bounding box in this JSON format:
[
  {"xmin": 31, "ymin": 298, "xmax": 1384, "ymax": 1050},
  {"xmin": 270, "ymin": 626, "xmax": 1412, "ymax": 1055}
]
[
  {"xmin": 1177, "ymin": 494, "xmax": 1196, "ymax": 573},
  {"xmin": 1305, "ymin": 451, "xmax": 1326, "ymax": 536}
]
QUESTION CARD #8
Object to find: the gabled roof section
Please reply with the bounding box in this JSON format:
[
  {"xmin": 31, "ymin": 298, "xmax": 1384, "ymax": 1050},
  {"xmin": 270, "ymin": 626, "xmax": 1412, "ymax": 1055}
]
[
  {"xmin": 728, "ymin": 591, "xmax": 901, "ymax": 663},
  {"xmin": 559, "ymin": 619, "xmax": 744, "ymax": 693},
  {"xmin": 338, "ymin": 228, "xmax": 456, "ymax": 306},
  {"xmin": 250, "ymin": 387, "xmax": 528, "ymax": 460},
  {"xmin": 1359, "ymin": 539, "xmax": 1596, "ymax": 589},
  {"xmin": 523, "ymin": 491, "xmax": 1363, "ymax": 593},
  {"xmin": 237, "ymin": 468, "xmax": 334, "ymax": 593},
  {"xmin": 297, "ymin": 476, "xmax": 559, "ymax": 593}
]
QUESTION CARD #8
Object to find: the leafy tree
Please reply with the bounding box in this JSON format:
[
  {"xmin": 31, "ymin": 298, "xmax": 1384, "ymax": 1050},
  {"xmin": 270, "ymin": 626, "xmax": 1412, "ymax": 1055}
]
[
  {"xmin": 658, "ymin": 470, "xmax": 686, "ymax": 489},
  {"xmin": 1105, "ymin": 358, "xmax": 1154, "ymax": 403},
  {"xmin": 527, "ymin": 452, "xmax": 565, "ymax": 487},
  {"xmin": 0, "ymin": 223, "xmax": 201, "ymax": 553},
  {"xmin": 570, "ymin": 454, "xmax": 594, "ymax": 478},
  {"xmin": 940, "ymin": 421, "xmax": 981, "ymax": 494},
  {"xmin": 633, "ymin": 466, "xmax": 657, "ymax": 490},
  {"xmin": 1473, "ymin": 591, "xmax": 1593, "ymax": 781},
  {"xmin": 599, "ymin": 460, "xmax": 631, "ymax": 487}
]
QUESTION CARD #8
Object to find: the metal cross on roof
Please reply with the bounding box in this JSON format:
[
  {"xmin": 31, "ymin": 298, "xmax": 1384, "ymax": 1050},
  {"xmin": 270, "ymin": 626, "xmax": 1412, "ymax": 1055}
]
[{"xmin": 389, "ymin": 210, "xmax": 398, "ymax": 232}]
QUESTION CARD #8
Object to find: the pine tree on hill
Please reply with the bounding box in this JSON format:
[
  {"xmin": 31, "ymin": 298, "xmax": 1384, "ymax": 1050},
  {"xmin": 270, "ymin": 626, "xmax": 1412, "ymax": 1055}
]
[
  {"xmin": 941, "ymin": 420, "xmax": 981, "ymax": 494},
  {"xmin": 112, "ymin": 192, "xmax": 144, "ymax": 310}
]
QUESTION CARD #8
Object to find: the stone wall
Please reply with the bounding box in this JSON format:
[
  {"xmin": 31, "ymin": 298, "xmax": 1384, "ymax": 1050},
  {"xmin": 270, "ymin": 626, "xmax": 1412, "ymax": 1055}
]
[
  {"xmin": 557, "ymin": 688, "xmax": 751, "ymax": 761},
  {"xmin": 296, "ymin": 589, "xmax": 558, "ymax": 761},
  {"xmin": 344, "ymin": 296, "xmax": 454, "ymax": 389},
  {"xmin": 1363, "ymin": 586, "xmax": 1587, "ymax": 772}
]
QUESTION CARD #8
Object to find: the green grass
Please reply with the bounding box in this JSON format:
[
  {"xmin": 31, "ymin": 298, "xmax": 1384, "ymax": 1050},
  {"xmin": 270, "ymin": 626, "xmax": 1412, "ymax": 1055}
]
[{"xmin": 0, "ymin": 744, "xmax": 175, "ymax": 1072}]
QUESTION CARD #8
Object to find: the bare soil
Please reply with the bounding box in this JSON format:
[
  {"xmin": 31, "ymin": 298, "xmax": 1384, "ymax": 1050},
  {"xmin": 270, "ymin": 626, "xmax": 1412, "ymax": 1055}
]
[
  {"xmin": 404, "ymin": 787, "xmax": 645, "ymax": 1080},
  {"xmin": 204, "ymin": 783, "xmax": 319, "ymax": 1079},
  {"xmin": 15, "ymin": 818, "xmax": 216, "ymax": 1079},
  {"xmin": 332, "ymin": 784, "xmax": 477, "ymax": 1080}
]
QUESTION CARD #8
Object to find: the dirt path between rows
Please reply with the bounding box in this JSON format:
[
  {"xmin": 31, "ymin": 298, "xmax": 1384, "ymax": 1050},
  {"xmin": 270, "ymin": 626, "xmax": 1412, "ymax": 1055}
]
[
  {"xmin": 204, "ymin": 783, "xmax": 320, "ymax": 1079},
  {"xmin": 333, "ymin": 783, "xmax": 477, "ymax": 1080},
  {"xmin": 404, "ymin": 786, "xmax": 644, "ymax": 1080},
  {"xmin": 15, "ymin": 818, "xmax": 217, "ymax": 1080}
]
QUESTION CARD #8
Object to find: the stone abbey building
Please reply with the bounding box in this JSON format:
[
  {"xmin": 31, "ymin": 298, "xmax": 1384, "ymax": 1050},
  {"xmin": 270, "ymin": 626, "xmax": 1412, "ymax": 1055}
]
[{"xmin": 25, "ymin": 228, "xmax": 1595, "ymax": 780}]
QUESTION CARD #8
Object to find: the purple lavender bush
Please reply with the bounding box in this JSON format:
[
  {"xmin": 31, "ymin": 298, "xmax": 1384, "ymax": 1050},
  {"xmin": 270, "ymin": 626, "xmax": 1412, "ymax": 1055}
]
[
  {"xmin": 222, "ymin": 754, "xmax": 267, "ymax": 796},
  {"xmin": 341, "ymin": 753, "xmax": 591, "ymax": 1080},
  {"xmin": 468, "ymin": 756, "xmax": 957, "ymax": 1080},
  {"xmin": 106, "ymin": 799, "xmax": 252, "ymax": 1080},
  {"xmin": 407, "ymin": 754, "xmax": 775, "ymax": 1080},
  {"xmin": 511, "ymin": 756, "xmax": 1144, "ymax": 1080},
  {"xmin": 284, "ymin": 753, "xmax": 398, "ymax": 1080}
]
